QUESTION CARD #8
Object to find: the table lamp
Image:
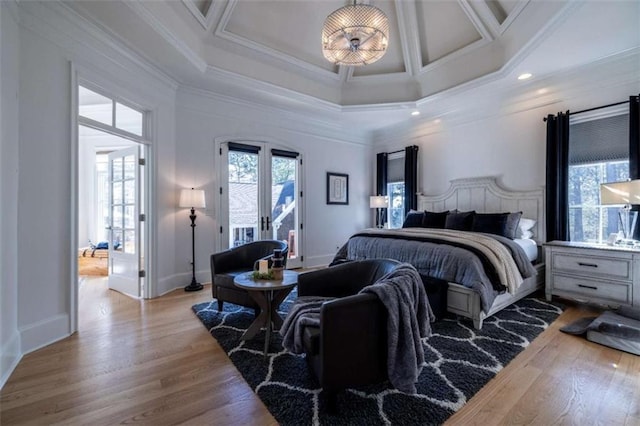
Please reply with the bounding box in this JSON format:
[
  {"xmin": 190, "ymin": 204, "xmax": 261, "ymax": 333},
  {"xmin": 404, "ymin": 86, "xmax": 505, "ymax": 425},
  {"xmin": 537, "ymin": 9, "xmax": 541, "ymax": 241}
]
[
  {"xmin": 600, "ymin": 179, "xmax": 640, "ymax": 244},
  {"xmin": 370, "ymin": 195, "xmax": 388, "ymax": 228}
]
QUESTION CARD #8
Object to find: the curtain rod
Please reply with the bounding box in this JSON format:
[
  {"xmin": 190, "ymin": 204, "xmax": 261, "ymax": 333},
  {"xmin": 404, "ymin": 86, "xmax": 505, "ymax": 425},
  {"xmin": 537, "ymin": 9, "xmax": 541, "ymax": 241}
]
[
  {"xmin": 543, "ymin": 99, "xmax": 629, "ymax": 122},
  {"xmin": 571, "ymin": 100, "xmax": 629, "ymax": 116}
]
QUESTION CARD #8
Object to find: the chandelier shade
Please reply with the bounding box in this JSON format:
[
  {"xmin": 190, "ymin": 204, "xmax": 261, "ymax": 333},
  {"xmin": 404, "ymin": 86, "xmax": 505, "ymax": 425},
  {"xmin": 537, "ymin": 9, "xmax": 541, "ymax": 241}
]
[{"xmin": 322, "ymin": 2, "xmax": 389, "ymax": 66}]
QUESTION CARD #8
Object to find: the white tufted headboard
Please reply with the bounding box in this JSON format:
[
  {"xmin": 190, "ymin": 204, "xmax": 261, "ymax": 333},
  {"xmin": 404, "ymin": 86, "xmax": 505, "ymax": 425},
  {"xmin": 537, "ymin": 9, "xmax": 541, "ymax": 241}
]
[{"xmin": 417, "ymin": 176, "xmax": 545, "ymax": 243}]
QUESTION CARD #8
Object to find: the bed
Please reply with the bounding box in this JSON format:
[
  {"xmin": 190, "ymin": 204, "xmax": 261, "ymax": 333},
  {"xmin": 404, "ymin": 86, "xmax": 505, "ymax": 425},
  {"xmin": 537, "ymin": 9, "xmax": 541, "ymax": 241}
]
[{"xmin": 334, "ymin": 176, "xmax": 545, "ymax": 329}]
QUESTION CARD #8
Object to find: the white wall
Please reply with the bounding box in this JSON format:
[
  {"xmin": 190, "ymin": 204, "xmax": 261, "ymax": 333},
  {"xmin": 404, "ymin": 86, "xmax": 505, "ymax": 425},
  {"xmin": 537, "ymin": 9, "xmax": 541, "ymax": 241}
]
[
  {"xmin": 10, "ymin": 1, "xmax": 177, "ymax": 364},
  {"xmin": 0, "ymin": 1, "xmax": 22, "ymax": 388},
  {"xmin": 175, "ymin": 89, "xmax": 371, "ymax": 274},
  {"xmin": 374, "ymin": 52, "xmax": 640, "ymax": 197}
]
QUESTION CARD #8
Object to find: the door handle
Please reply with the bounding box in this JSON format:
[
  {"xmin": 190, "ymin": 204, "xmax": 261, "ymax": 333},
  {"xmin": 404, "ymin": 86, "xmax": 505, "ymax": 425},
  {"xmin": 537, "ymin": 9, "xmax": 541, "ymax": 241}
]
[
  {"xmin": 266, "ymin": 217, "xmax": 271, "ymax": 231},
  {"xmin": 261, "ymin": 216, "xmax": 265, "ymax": 231}
]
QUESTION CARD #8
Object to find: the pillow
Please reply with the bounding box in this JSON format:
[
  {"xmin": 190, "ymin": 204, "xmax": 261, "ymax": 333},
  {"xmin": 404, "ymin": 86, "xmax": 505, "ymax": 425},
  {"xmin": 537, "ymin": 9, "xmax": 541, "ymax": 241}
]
[
  {"xmin": 402, "ymin": 210, "xmax": 425, "ymax": 228},
  {"xmin": 517, "ymin": 218, "xmax": 536, "ymax": 238},
  {"xmin": 445, "ymin": 211, "xmax": 475, "ymax": 231},
  {"xmin": 472, "ymin": 212, "xmax": 521, "ymax": 239},
  {"xmin": 520, "ymin": 230, "xmax": 534, "ymax": 239},
  {"xmin": 422, "ymin": 210, "xmax": 449, "ymax": 228}
]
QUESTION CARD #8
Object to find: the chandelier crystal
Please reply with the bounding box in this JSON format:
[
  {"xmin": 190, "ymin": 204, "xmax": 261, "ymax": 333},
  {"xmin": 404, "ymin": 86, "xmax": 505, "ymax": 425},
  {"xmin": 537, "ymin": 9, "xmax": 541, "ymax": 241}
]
[{"xmin": 322, "ymin": 2, "xmax": 389, "ymax": 66}]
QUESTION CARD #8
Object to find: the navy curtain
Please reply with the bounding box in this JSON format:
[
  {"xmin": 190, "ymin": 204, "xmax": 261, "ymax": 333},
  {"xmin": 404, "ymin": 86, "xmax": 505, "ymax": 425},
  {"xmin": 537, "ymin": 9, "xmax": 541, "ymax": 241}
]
[
  {"xmin": 545, "ymin": 111, "xmax": 570, "ymax": 242},
  {"xmin": 404, "ymin": 145, "xmax": 419, "ymax": 216},
  {"xmin": 376, "ymin": 153, "xmax": 388, "ymax": 226},
  {"xmin": 629, "ymin": 95, "xmax": 640, "ymax": 238}
]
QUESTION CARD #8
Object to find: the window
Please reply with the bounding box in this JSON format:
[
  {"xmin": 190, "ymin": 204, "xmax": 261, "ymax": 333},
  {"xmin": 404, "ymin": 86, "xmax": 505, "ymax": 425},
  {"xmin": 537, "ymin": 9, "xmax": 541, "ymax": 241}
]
[
  {"xmin": 386, "ymin": 152, "xmax": 405, "ymax": 229},
  {"xmin": 79, "ymin": 86, "xmax": 144, "ymax": 137},
  {"xmin": 568, "ymin": 160, "xmax": 629, "ymax": 242},
  {"xmin": 387, "ymin": 182, "xmax": 405, "ymax": 228},
  {"xmin": 568, "ymin": 109, "xmax": 630, "ymax": 243}
]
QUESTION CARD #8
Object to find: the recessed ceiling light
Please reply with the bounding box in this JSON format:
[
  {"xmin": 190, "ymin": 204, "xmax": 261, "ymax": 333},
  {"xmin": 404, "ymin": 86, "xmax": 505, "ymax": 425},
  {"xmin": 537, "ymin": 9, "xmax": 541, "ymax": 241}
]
[
  {"xmin": 411, "ymin": 111, "xmax": 420, "ymax": 116},
  {"xmin": 518, "ymin": 73, "xmax": 533, "ymax": 80}
]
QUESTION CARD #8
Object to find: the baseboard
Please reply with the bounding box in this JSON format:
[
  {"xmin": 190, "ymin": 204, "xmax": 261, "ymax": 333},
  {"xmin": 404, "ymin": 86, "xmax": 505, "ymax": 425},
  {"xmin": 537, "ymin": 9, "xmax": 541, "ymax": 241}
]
[
  {"xmin": 302, "ymin": 254, "xmax": 333, "ymax": 269},
  {"xmin": 156, "ymin": 270, "xmax": 210, "ymax": 298},
  {"xmin": 19, "ymin": 313, "xmax": 71, "ymax": 356},
  {"xmin": 0, "ymin": 330, "xmax": 22, "ymax": 390}
]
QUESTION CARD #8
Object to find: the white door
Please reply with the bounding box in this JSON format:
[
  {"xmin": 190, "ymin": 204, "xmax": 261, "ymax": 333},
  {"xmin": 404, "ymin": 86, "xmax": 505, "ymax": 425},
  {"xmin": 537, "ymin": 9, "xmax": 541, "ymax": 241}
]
[
  {"xmin": 108, "ymin": 146, "xmax": 141, "ymax": 297},
  {"xmin": 219, "ymin": 142, "xmax": 303, "ymax": 268}
]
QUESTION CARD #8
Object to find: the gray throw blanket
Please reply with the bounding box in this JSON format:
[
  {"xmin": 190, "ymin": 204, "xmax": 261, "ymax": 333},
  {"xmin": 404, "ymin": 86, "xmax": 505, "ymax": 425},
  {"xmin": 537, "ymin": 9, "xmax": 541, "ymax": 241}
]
[
  {"xmin": 361, "ymin": 263, "xmax": 435, "ymax": 394},
  {"xmin": 280, "ymin": 296, "xmax": 336, "ymax": 354}
]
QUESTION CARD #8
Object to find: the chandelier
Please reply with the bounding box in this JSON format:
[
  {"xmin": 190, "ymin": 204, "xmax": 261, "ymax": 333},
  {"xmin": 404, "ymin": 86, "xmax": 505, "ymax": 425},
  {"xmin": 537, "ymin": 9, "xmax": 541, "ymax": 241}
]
[{"xmin": 322, "ymin": 1, "xmax": 389, "ymax": 66}]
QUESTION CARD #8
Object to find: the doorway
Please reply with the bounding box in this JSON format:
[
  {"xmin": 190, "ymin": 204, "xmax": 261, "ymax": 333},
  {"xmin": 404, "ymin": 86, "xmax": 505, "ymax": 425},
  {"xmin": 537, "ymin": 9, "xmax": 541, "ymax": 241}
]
[
  {"xmin": 218, "ymin": 141, "xmax": 303, "ymax": 268},
  {"xmin": 76, "ymin": 83, "xmax": 150, "ymax": 300}
]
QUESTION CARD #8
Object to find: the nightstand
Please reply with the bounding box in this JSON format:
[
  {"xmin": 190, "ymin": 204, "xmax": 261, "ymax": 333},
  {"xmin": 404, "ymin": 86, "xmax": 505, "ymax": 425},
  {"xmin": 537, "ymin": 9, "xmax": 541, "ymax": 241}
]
[{"xmin": 544, "ymin": 241, "xmax": 640, "ymax": 308}]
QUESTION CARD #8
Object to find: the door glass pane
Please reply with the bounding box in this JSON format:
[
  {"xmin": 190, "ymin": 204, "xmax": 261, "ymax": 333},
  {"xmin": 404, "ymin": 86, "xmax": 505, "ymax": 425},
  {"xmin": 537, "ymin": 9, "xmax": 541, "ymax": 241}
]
[
  {"xmin": 112, "ymin": 205, "xmax": 123, "ymax": 229},
  {"xmin": 271, "ymin": 156, "xmax": 297, "ymax": 258},
  {"xmin": 79, "ymin": 86, "xmax": 112, "ymax": 126},
  {"xmin": 228, "ymin": 150, "xmax": 259, "ymax": 247},
  {"xmin": 124, "ymin": 180, "xmax": 135, "ymax": 204},
  {"xmin": 112, "ymin": 158, "xmax": 123, "ymax": 181},
  {"xmin": 124, "ymin": 205, "xmax": 135, "ymax": 228},
  {"xmin": 116, "ymin": 103, "xmax": 144, "ymax": 136},
  {"xmin": 124, "ymin": 230, "xmax": 136, "ymax": 254},
  {"xmin": 113, "ymin": 230, "xmax": 124, "ymax": 251},
  {"xmin": 113, "ymin": 182, "xmax": 123, "ymax": 204},
  {"xmin": 124, "ymin": 155, "xmax": 136, "ymax": 179}
]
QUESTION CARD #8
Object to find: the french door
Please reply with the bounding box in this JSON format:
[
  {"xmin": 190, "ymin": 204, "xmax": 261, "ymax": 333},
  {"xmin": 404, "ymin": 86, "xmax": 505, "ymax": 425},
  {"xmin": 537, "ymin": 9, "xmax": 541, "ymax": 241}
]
[
  {"xmin": 107, "ymin": 146, "xmax": 142, "ymax": 297},
  {"xmin": 219, "ymin": 141, "xmax": 303, "ymax": 268}
]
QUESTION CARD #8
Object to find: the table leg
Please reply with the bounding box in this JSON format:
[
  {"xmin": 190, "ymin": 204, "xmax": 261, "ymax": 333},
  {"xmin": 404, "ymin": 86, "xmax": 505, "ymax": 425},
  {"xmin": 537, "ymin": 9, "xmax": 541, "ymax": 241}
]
[
  {"xmin": 264, "ymin": 291, "xmax": 272, "ymax": 356},
  {"xmin": 270, "ymin": 288, "xmax": 294, "ymax": 329},
  {"xmin": 241, "ymin": 291, "xmax": 269, "ymax": 341}
]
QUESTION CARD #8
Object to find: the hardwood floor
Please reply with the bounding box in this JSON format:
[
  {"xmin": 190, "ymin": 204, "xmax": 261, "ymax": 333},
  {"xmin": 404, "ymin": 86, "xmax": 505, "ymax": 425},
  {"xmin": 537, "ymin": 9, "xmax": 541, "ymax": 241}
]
[{"xmin": 2, "ymin": 278, "xmax": 639, "ymax": 425}]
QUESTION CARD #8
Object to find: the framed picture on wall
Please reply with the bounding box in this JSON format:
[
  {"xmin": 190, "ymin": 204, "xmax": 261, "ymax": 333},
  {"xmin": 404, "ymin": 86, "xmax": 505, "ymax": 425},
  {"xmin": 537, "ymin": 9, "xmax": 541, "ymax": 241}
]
[{"xmin": 326, "ymin": 172, "xmax": 349, "ymax": 205}]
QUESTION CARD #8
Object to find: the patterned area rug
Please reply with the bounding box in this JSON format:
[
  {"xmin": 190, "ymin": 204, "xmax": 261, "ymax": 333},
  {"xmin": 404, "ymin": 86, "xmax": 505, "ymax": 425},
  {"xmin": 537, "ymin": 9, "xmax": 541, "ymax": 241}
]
[{"xmin": 192, "ymin": 292, "xmax": 562, "ymax": 425}]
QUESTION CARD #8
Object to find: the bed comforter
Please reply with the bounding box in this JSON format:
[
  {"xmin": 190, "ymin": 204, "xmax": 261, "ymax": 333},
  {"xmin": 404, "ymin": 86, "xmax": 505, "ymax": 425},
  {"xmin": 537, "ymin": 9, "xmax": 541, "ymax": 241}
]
[{"xmin": 332, "ymin": 228, "xmax": 536, "ymax": 312}]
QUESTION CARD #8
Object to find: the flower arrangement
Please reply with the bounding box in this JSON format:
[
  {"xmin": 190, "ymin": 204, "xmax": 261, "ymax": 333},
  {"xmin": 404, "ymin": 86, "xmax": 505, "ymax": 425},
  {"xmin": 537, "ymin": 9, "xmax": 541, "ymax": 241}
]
[{"xmin": 251, "ymin": 270, "xmax": 275, "ymax": 280}]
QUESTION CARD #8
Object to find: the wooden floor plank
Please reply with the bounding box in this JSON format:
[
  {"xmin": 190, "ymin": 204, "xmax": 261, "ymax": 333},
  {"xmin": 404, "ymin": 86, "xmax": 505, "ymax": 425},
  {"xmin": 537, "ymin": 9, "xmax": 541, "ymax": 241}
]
[{"xmin": 2, "ymin": 278, "xmax": 639, "ymax": 425}]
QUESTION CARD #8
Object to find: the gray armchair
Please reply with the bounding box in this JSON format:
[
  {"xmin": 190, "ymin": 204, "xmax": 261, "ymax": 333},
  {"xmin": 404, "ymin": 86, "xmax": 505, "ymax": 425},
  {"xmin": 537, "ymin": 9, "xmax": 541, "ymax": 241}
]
[{"xmin": 210, "ymin": 240, "xmax": 288, "ymax": 312}]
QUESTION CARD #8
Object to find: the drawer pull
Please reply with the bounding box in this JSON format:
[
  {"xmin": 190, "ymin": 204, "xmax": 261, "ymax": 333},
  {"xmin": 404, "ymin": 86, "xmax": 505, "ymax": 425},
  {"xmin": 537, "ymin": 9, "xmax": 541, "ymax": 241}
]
[
  {"xmin": 577, "ymin": 262, "xmax": 598, "ymax": 268},
  {"xmin": 577, "ymin": 284, "xmax": 598, "ymax": 290}
]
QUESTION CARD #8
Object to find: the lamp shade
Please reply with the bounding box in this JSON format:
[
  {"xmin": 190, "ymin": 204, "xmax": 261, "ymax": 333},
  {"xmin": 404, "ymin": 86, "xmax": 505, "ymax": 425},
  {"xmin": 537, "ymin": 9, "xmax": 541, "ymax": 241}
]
[
  {"xmin": 179, "ymin": 188, "xmax": 206, "ymax": 209},
  {"xmin": 370, "ymin": 195, "xmax": 387, "ymax": 208},
  {"xmin": 600, "ymin": 180, "xmax": 640, "ymax": 205}
]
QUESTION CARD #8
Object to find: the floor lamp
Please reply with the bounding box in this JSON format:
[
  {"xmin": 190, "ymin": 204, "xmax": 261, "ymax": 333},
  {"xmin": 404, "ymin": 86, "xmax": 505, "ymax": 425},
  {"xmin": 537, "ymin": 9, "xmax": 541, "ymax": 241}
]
[
  {"xmin": 370, "ymin": 195, "xmax": 388, "ymax": 228},
  {"xmin": 179, "ymin": 188, "xmax": 206, "ymax": 291},
  {"xmin": 600, "ymin": 179, "xmax": 640, "ymax": 245}
]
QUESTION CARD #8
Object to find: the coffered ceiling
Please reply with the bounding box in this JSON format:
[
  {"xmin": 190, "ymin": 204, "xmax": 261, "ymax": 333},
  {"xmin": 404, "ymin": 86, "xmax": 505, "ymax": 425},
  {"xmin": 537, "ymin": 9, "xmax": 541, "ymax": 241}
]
[{"xmin": 62, "ymin": 0, "xmax": 639, "ymax": 133}]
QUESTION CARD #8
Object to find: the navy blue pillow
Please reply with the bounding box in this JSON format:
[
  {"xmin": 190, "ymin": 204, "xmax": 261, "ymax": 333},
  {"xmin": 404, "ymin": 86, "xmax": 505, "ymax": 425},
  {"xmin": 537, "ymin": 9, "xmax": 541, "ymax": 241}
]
[
  {"xmin": 402, "ymin": 211, "xmax": 425, "ymax": 228},
  {"xmin": 445, "ymin": 211, "xmax": 475, "ymax": 231},
  {"xmin": 423, "ymin": 210, "xmax": 449, "ymax": 228},
  {"xmin": 472, "ymin": 211, "xmax": 522, "ymax": 239}
]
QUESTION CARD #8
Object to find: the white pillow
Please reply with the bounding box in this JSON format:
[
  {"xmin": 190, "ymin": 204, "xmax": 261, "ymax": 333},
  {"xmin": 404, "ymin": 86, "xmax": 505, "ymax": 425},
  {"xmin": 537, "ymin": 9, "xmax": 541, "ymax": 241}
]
[
  {"xmin": 517, "ymin": 218, "xmax": 536, "ymax": 239},
  {"xmin": 520, "ymin": 230, "xmax": 534, "ymax": 239}
]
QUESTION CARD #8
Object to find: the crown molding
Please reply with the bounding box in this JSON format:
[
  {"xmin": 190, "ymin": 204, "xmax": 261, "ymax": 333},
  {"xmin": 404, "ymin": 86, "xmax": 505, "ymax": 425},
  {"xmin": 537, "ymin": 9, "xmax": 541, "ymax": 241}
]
[
  {"xmin": 394, "ymin": 0, "xmax": 421, "ymax": 76},
  {"xmin": 20, "ymin": 1, "xmax": 179, "ymax": 91},
  {"xmin": 124, "ymin": 1, "xmax": 207, "ymax": 73},
  {"xmin": 498, "ymin": 0, "xmax": 530, "ymax": 35},
  {"xmin": 177, "ymin": 85, "xmax": 370, "ymax": 145},
  {"xmin": 181, "ymin": 0, "xmax": 218, "ymax": 31},
  {"xmin": 498, "ymin": 0, "xmax": 581, "ymax": 78},
  {"xmin": 214, "ymin": 0, "xmax": 340, "ymax": 83},
  {"xmin": 458, "ymin": 0, "xmax": 493, "ymax": 42},
  {"xmin": 203, "ymin": 64, "xmax": 342, "ymax": 112}
]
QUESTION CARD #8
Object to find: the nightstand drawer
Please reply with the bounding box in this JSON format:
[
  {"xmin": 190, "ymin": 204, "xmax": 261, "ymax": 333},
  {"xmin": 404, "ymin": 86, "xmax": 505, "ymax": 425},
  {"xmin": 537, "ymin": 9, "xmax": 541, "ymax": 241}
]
[
  {"xmin": 552, "ymin": 274, "xmax": 631, "ymax": 304},
  {"xmin": 551, "ymin": 252, "xmax": 631, "ymax": 281}
]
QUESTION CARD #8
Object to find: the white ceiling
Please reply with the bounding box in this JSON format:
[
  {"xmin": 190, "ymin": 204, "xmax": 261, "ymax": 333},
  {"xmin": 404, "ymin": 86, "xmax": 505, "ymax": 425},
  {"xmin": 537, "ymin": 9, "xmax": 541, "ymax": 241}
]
[{"xmin": 62, "ymin": 0, "xmax": 640, "ymax": 134}]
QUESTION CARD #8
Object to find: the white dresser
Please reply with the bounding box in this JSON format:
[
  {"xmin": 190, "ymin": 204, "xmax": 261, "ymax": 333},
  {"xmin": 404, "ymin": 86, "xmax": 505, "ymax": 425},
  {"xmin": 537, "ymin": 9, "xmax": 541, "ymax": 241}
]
[{"xmin": 544, "ymin": 241, "xmax": 640, "ymax": 308}]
